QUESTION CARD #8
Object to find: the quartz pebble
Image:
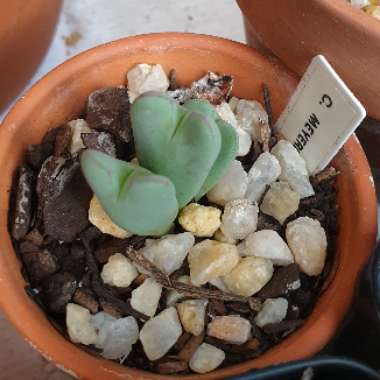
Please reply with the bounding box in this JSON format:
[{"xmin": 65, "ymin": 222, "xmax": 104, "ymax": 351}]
[
  {"xmin": 246, "ymin": 152, "xmax": 281, "ymax": 202},
  {"xmin": 68, "ymin": 119, "xmax": 92, "ymax": 155},
  {"xmin": 188, "ymin": 240, "xmax": 240, "ymax": 286},
  {"xmin": 271, "ymin": 140, "xmax": 314, "ymax": 198},
  {"xmin": 142, "ymin": 232, "xmax": 195, "ymax": 275},
  {"xmin": 66, "ymin": 303, "xmax": 97, "ymax": 345},
  {"xmin": 221, "ymin": 199, "xmax": 258, "ymax": 240},
  {"xmin": 130, "ymin": 278, "xmax": 162, "ymax": 317},
  {"xmin": 101, "ymin": 253, "xmax": 138, "ymax": 288},
  {"xmin": 127, "ymin": 63, "xmax": 169, "ymax": 103},
  {"xmin": 89, "ymin": 196, "xmax": 131, "ymax": 239},
  {"xmin": 166, "ymin": 275, "xmax": 191, "ymax": 307},
  {"xmin": 244, "ymin": 230, "xmax": 294, "ymax": 266},
  {"xmin": 179, "ymin": 203, "xmax": 221, "ymax": 237},
  {"xmin": 216, "ymin": 101, "xmax": 238, "ymax": 128},
  {"xmin": 286, "ymin": 217, "xmax": 327, "ymax": 276},
  {"xmin": 254, "ymin": 298, "xmax": 288, "ymax": 328},
  {"xmin": 260, "ymin": 182, "xmax": 300, "ymax": 224},
  {"xmin": 207, "ymin": 315, "xmax": 251, "ymax": 344},
  {"xmin": 177, "ymin": 299, "xmax": 208, "ymax": 336},
  {"xmin": 189, "ymin": 343, "xmax": 225, "ymax": 374},
  {"xmin": 92, "ymin": 312, "xmax": 139, "ymax": 359},
  {"xmin": 223, "ymin": 257, "xmax": 273, "ymax": 297},
  {"xmin": 139, "ymin": 307, "xmax": 182, "ymax": 361},
  {"xmin": 207, "ymin": 160, "xmax": 248, "ymax": 206},
  {"xmin": 213, "ymin": 228, "xmax": 237, "ymax": 245}
]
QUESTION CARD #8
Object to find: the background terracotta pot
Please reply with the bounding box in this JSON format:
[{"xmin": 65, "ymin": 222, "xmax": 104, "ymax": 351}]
[
  {"xmin": 0, "ymin": 0, "xmax": 62, "ymax": 111},
  {"xmin": 0, "ymin": 33, "xmax": 377, "ymax": 379},
  {"xmin": 237, "ymin": 0, "xmax": 380, "ymax": 121}
]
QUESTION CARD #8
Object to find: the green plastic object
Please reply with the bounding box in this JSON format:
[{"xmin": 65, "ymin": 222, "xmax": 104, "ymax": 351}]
[
  {"xmin": 81, "ymin": 149, "xmax": 178, "ymax": 236},
  {"xmin": 131, "ymin": 93, "xmax": 238, "ymax": 207}
]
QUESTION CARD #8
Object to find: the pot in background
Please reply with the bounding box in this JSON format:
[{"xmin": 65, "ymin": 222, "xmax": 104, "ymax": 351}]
[
  {"xmin": 0, "ymin": 33, "xmax": 377, "ymax": 379},
  {"xmin": 0, "ymin": 0, "xmax": 62, "ymax": 111},
  {"xmin": 237, "ymin": 0, "xmax": 380, "ymax": 121}
]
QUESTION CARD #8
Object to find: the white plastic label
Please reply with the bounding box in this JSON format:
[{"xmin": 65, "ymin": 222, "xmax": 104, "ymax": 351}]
[{"xmin": 276, "ymin": 55, "xmax": 366, "ymax": 174}]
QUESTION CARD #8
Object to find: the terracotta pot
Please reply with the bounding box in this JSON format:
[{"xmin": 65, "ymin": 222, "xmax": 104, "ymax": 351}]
[
  {"xmin": 237, "ymin": 0, "xmax": 380, "ymax": 121},
  {"xmin": 0, "ymin": 0, "xmax": 62, "ymax": 111},
  {"xmin": 0, "ymin": 33, "xmax": 376, "ymax": 379}
]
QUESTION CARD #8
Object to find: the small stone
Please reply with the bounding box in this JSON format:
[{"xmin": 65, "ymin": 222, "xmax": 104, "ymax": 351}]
[
  {"xmin": 246, "ymin": 152, "xmax": 281, "ymax": 202},
  {"xmin": 235, "ymin": 128, "xmax": 252, "ymax": 157},
  {"xmin": 189, "ymin": 343, "xmax": 225, "ymax": 374},
  {"xmin": 166, "ymin": 275, "xmax": 191, "ymax": 307},
  {"xmin": 244, "ymin": 230, "xmax": 294, "ymax": 266},
  {"xmin": 207, "ymin": 315, "xmax": 251, "ymax": 344},
  {"xmin": 101, "ymin": 253, "xmax": 138, "ymax": 288},
  {"xmin": 254, "ymin": 298, "xmax": 288, "ymax": 328},
  {"xmin": 233, "ymin": 98, "xmax": 269, "ymax": 141},
  {"xmin": 67, "ymin": 119, "xmax": 92, "ymax": 155},
  {"xmin": 216, "ymin": 102, "xmax": 238, "ymax": 128},
  {"xmin": 188, "ymin": 240, "xmax": 240, "ymax": 286},
  {"xmin": 271, "ymin": 140, "xmax": 314, "ymax": 198},
  {"xmin": 131, "ymin": 278, "xmax": 162, "ymax": 317},
  {"xmin": 221, "ymin": 199, "xmax": 258, "ymax": 240},
  {"xmin": 286, "ymin": 217, "xmax": 327, "ymax": 276},
  {"xmin": 257, "ymin": 264, "xmax": 301, "ymax": 298},
  {"xmin": 213, "ymin": 228, "xmax": 237, "ymax": 245},
  {"xmin": 223, "ymin": 257, "xmax": 273, "ymax": 297},
  {"xmin": 139, "ymin": 307, "xmax": 183, "ymax": 361},
  {"xmin": 141, "ymin": 232, "xmax": 195, "ymax": 275},
  {"xmin": 81, "ymin": 131, "xmax": 116, "ymax": 157},
  {"xmin": 66, "ymin": 303, "xmax": 97, "ymax": 345},
  {"xmin": 86, "ymin": 87, "xmax": 131, "ymax": 143},
  {"xmin": 349, "ymin": 0, "xmax": 369, "ymax": 8},
  {"xmin": 177, "ymin": 299, "xmax": 208, "ymax": 336},
  {"xmin": 178, "ymin": 334, "xmax": 204, "ymax": 361},
  {"xmin": 127, "ymin": 63, "xmax": 169, "ymax": 103},
  {"xmin": 11, "ymin": 166, "xmax": 35, "ymax": 240},
  {"xmin": 156, "ymin": 357, "xmax": 188, "ymax": 374},
  {"xmin": 260, "ymin": 181, "xmax": 300, "ymax": 224},
  {"xmin": 43, "ymin": 272, "xmax": 77, "ymax": 313},
  {"xmin": 209, "ymin": 277, "xmax": 229, "ymax": 292},
  {"xmin": 23, "ymin": 249, "xmax": 58, "ymax": 281},
  {"xmin": 92, "ymin": 312, "xmax": 139, "ymax": 359},
  {"xmin": 24, "ymin": 229, "xmax": 44, "ymax": 247},
  {"xmin": 178, "ymin": 203, "xmax": 221, "ymax": 237},
  {"xmin": 207, "ymin": 160, "xmax": 248, "ymax": 206},
  {"xmin": 89, "ymin": 196, "xmax": 131, "ymax": 239},
  {"xmin": 73, "ymin": 288, "xmax": 99, "ymax": 314},
  {"xmin": 54, "ymin": 125, "xmax": 72, "ymax": 157}
]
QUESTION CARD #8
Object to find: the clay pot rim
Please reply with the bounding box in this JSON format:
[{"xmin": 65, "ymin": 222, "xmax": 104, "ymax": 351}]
[{"xmin": 0, "ymin": 33, "xmax": 377, "ymax": 379}]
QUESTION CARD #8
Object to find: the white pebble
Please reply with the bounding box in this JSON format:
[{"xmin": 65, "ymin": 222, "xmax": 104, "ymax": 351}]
[
  {"xmin": 286, "ymin": 217, "xmax": 327, "ymax": 276},
  {"xmin": 188, "ymin": 239, "xmax": 240, "ymax": 286},
  {"xmin": 271, "ymin": 140, "xmax": 314, "ymax": 198},
  {"xmin": 127, "ymin": 63, "xmax": 169, "ymax": 103},
  {"xmin": 68, "ymin": 119, "xmax": 92, "ymax": 155},
  {"xmin": 166, "ymin": 275, "xmax": 191, "ymax": 307},
  {"xmin": 236, "ymin": 128, "xmax": 252, "ymax": 157},
  {"xmin": 139, "ymin": 307, "xmax": 182, "ymax": 361},
  {"xmin": 260, "ymin": 181, "xmax": 300, "ymax": 224},
  {"xmin": 246, "ymin": 152, "xmax": 281, "ymax": 202},
  {"xmin": 223, "ymin": 256, "xmax": 273, "ymax": 296},
  {"xmin": 141, "ymin": 232, "xmax": 195, "ymax": 275},
  {"xmin": 207, "ymin": 315, "xmax": 251, "ymax": 344},
  {"xmin": 221, "ymin": 199, "xmax": 258, "ymax": 240},
  {"xmin": 130, "ymin": 278, "xmax": 162, "ymax": 317},
  {"xmin": 254, "ymin": 298, "xmax": 288, "ymax": 328},
  {"xmin": 89, "ymin": 196, "xmax": 131, "ymax": 239},
  {"xmin": 101, "ymin": 253, "xmax": 138, "ymax": 288},
  {"xmin": 179, "ymin": 203, "xmax": 221, "ymax": 237},
  {"xmin": 216, "ymin": 101, "xmax": 238, "ymax": 128},
  {"xmin": 244, "ymin": 230, "xmax": 294, "ymax": 266},
  {"xmin": 189, "ymin": 343, "xmax": 225, "ymax": 374},
  {"xmin": 207, "ymin": 160, "xmax": 248, "ymax": 206},
  {"xmin": 93, "ymin": 313, "xmax": 139, "ymax": 360},
  {"xmin": 177, "ymin": 299, "xmax": 208, "ymax": 336},
  {"xmin": 66, "ymin": 303, "xmax": 97, "ymax": 345}
]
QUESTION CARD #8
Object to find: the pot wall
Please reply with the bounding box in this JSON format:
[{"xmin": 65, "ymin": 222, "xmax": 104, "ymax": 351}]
[
  {"xmin": 237, "ymin": 0, "xmax": 380, "ymax": 121},
  {"xmin": 0, "ymin": 0, "xmax": 62, "ymax": 111},
  {"xmin": 0, "ymin": 33, "xmax": 377, "ymax": 379}
]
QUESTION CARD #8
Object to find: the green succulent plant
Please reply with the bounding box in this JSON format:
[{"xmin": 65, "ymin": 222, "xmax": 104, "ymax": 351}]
[
  {"xmin": 81, "ymin": 150, "xmax": 178, "ymax": 236},
  {"xmin": 81, "ymin": 91, "xmax": 238, "ymax": 236}
]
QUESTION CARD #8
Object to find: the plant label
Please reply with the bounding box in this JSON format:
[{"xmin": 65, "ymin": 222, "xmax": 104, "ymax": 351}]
[{"xmin": 275, "ymin": 55, "xmax": 366, "ymax": 174}]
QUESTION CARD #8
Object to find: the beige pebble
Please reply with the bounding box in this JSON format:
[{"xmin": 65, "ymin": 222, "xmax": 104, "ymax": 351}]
[
  {"xmin": 207, "ymin": 315, "xmax": 251, "ymax": 344},
  {"xmin": 177, "ymin": 299, "xmax": 208, "ymax": 336}
]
